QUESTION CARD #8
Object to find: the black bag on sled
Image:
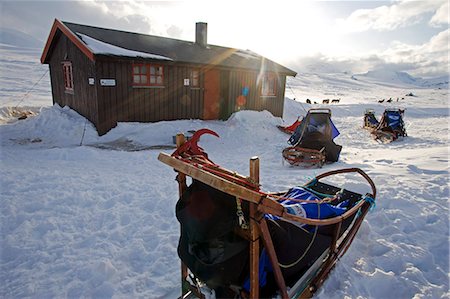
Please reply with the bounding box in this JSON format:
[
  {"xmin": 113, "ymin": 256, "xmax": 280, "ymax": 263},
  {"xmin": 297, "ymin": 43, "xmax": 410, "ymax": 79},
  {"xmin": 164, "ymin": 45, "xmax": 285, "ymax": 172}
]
[{"xmin": 176, "ymin": 180, "xmax": 249, "ymax": 288}]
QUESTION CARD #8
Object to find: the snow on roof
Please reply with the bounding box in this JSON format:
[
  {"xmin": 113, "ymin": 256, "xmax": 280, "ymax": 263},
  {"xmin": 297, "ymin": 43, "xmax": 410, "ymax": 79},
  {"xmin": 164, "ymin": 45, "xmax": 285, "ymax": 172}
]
[
  {"xmin": 77, "ymin": 32, "xmax": 173, "ymax": 61},
  {"xmin": 234, "ymin": 49, "xmax": 261, "ymax": 60}
]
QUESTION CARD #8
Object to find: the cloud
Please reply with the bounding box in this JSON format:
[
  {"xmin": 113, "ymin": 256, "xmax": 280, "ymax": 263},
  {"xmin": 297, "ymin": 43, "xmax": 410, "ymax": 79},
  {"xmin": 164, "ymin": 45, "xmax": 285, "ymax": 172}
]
[
  {"xmin": 337, "ymin": 0, "xmax": 445, "ymax": 32},
  {"xmin": 380, "ymin": 28, "xmax": 449, "ymax": 77},
  {"xmin": 0, "ymin": 1, "xmax": 166, "ymax": 43},
  {"xmin": 289, "ymin": 29, "xmax": 449, "ymax": 77},
  {"xmin": 429, "ymin": 1, "xmax": 450, "ymax": 27},
  {"xmin": 166, "ymin": 25, "xmax": 184, "ymax": 39}
]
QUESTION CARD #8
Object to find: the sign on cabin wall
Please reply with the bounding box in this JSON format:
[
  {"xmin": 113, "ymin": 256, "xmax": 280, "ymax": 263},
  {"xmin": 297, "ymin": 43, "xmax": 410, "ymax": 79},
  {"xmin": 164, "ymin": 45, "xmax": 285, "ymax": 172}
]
[
  {"xmin": 88, "ymin": 78, "xmax": 95, "ymax": 85},
  {"xmin": 100, "ymin": 79, "xmax": 116, "ymax": 86},
  {"xmin": 184, "ymin": 79, "xmax": 190, "ymax": 86}
]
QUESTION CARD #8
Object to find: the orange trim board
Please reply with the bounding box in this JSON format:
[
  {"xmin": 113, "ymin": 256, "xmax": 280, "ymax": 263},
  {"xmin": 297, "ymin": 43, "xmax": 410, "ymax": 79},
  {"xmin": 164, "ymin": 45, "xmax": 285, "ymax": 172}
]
[{"xmin": 41, "ymin": 19, "xmax": 95, "ymax": 64}]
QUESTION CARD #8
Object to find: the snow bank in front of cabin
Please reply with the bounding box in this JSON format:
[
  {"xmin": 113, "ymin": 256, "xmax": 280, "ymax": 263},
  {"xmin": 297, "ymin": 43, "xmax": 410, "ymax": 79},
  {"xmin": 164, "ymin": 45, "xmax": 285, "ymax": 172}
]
[
  {"xmin": 1, "ymin": 87, "xmax": 449, "ymax": 298},
  {"xmin": 0, "ymin": 104, "xmax": 98, "ymax": 147},
  {"xmin": 77, "ymin": 33, "xmax": 173, "ymax": 61}
]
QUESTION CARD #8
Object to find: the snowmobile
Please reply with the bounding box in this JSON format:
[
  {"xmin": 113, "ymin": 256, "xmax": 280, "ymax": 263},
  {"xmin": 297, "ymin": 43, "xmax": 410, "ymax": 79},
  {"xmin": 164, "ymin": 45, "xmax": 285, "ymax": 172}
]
[
  {"xmin": 282, "ymin": 109, "xmax": 342, "ymax": 167},
  {"xmin": 363, "ymin": 109, "xmax": 379, "ymax": 129},
  {"xmin": 371, "ymin": 109, "xmax": 407, "ymax": 143},
  {"xmin": 158, "ymin": 129, "xmax": 377, "ymax": 299}
]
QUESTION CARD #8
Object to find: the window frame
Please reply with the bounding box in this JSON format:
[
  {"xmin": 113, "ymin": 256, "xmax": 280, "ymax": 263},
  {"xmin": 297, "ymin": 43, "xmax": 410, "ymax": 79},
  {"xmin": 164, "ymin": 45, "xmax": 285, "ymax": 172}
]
[
  {"xmin": 190, "ymin": 69, "xmax": 200, "ymax": 88},
  {"xmin": 62, "ymin": 61, "xmax": 74, "ymax": 93},
  {"xmin": 132, "ymin": 63, "xmax": 165, "ymax": 87},
  {"xmin": 261, "ymin": 72, "xmax": 277, "ymax": 97}
]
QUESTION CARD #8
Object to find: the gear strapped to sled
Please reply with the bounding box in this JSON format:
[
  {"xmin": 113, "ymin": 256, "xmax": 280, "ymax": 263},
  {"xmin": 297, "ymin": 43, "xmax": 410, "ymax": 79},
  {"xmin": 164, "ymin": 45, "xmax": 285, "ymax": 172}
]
[
  {"xmin": 158, "ymin": 129, "xmax": 377, "ymax": 299},
  {"xmin": 282, "ymin": 109, "xmax": 342, "ymax": 167},
  {"xmin": 363, "ymin": 109, "xmax": 407, "ymax": 143},
  {"xmin": 372, "ymin": 109, "xmax": 407, "ymax": 143},
  {"xmin": 363, "ymin": 109, "xmax": 379, "ymax": 129}
]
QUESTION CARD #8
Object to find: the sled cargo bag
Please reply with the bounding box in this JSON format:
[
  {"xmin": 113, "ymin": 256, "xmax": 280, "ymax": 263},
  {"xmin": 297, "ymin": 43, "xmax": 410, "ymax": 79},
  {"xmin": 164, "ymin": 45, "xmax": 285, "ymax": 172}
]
[
  {"xmin": 364, "ymin": 109, "xmax": 379, "ymax": 128},
  {"xmin": 176, "ymin": 180, "xmax": 249, "ymax": 288}
]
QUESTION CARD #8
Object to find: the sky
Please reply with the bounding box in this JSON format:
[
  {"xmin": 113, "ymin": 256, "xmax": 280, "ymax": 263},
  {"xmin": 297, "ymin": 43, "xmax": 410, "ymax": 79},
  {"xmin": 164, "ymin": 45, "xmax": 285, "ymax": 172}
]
[{"xmin": 0, "ymin": 0, "xmax": 449, "ymax": 77}]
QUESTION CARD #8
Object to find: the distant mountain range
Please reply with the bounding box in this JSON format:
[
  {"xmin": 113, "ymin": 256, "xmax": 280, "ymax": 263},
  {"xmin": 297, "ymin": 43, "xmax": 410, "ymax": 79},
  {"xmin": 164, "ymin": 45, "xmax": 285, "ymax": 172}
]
[
  {"xmin": 352, "ymin": 70, "xmax": 449, "ymax": 88},
  {"xmin": 0, "ymin": 28, "xmax": 44, "ymax": 48}
]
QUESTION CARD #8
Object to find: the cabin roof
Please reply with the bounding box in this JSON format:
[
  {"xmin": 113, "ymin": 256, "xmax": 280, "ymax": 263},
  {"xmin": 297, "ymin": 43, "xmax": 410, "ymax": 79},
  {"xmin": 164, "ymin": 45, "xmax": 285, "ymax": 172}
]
[{"xmin": 41, "ymin": 19, "xmax": 297, "ymax": 76}]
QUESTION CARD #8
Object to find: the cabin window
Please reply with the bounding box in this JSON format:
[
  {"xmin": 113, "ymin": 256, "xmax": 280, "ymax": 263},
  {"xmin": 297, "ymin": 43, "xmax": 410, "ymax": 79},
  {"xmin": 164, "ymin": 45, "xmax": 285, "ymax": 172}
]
[
  {"xmin": 62, "ymin": 61, "xmax": 74, "ymax": 92},
  {"xmin": 132, "ymin": 64, "xmax": 164, "ymax": 87},
  {"xmin": 191, "ymin": 69, "xmax": 200, "ymax": 87},
  {"xmin": 261, "ymin": 73, "xmax": 277, "ymax": 96}
]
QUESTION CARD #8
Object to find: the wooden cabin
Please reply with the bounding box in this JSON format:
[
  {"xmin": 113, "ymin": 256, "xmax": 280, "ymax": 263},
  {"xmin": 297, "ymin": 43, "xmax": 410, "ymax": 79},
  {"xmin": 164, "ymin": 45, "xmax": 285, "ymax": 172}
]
[{"xmin": 41, "ymin": 19, "xmax": 297, "ymax": 135}]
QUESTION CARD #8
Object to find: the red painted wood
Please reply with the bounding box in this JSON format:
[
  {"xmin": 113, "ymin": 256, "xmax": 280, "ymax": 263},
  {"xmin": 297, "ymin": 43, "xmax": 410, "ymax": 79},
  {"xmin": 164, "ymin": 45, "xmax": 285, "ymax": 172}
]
[{"xmin": 41, "ymin": 19, "xmax": 94, "ymax": 64}]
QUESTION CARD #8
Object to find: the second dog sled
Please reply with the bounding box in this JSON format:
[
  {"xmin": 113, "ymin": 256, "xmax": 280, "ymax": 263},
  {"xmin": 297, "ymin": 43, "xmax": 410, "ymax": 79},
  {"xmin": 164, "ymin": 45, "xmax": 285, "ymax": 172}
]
[{"xmin": 282, "ymin": 109, "xmax": 342, "ymax": 167}]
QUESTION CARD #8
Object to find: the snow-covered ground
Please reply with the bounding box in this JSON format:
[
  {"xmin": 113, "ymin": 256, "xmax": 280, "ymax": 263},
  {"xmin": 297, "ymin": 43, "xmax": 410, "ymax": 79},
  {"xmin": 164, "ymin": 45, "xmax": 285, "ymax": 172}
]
[{"xmin": 1, "ymin": 47, "xmax": 449, "ymax": 298}]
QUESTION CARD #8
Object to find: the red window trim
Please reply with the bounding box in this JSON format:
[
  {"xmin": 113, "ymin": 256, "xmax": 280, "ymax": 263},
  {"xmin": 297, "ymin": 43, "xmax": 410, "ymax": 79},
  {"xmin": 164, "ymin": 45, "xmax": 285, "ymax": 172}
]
[
  {"xmin": 132, "ymin": 63, "xmax": 165, "ymax": 87},
  {"xmin": 261, "ymin": 73, "xmax": 277, "ymax": 96},
  {"xmin": 62, "ymin": 61, "xmax": 74, "ymax": 92}
]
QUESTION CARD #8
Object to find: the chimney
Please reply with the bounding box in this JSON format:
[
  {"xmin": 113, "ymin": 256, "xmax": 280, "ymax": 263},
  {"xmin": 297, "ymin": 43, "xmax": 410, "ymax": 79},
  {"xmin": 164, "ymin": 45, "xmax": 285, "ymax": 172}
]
[{"xmin": 195, "ymin": 22, "xmax": 207, "ymax": 47}]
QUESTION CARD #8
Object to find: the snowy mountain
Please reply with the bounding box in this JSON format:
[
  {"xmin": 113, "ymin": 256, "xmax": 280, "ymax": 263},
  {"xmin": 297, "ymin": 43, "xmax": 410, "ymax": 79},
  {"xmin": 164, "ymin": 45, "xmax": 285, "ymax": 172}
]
[
  {"xmin": 0, "ymin": 47, "xmax": 449, "ymax": 299},
  {"xmin": 352, "ymin": 69, "xmax": 449, "ymax": 89},
  {"xmin": 0, "ymin": 28, "xmax": 44, "ymax": 49},
  {"xmin": 358, "ymin": 70, "xmax": 417, "ymax": 84}
]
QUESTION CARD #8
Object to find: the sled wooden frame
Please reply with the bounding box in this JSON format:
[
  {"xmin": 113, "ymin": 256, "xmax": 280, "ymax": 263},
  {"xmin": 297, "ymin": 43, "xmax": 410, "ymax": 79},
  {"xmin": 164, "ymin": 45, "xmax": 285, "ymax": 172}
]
[
  {"xmin": 158, "ymin": 133, "xmax": 376, "ymax": 299},
  {"xmin": 282, "ymin": 146, "xmax": 326, "ymax": 167}
]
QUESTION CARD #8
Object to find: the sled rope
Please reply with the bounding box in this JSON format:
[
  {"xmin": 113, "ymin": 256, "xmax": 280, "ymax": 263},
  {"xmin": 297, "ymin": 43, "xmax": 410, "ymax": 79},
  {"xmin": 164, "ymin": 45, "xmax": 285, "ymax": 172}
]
[
  {"xmin": 268, "ymin": 193, "xmax": 336, "ymax": 204},
  {"xmin": 79, "ymin": 118, "xmax": 88, "ymax": 146},
  {"xmin": 363, "ymin": 195, "xmax": 376, "ymax": 211},
  {"xmin": 286, "ymin": 81, "xmax": 308, "ymax": 114},
  {"xmin": 13, "ymin": 69, "xmax": 49, "ymax": 109},
  {"xmin": 278, "ymin": 202, "xmax": 320, "ymax": 269},
  {"xmin": 236, "ymin": 197, "xmax": 249, "ymax": 229}
]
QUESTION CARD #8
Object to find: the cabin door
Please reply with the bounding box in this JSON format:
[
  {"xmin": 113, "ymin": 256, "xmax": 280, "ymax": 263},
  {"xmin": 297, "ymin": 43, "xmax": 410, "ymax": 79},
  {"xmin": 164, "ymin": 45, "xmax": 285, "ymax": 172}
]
[{"xmin": 203, "ymin": 69, "xmax": 220, "ymax": 119}]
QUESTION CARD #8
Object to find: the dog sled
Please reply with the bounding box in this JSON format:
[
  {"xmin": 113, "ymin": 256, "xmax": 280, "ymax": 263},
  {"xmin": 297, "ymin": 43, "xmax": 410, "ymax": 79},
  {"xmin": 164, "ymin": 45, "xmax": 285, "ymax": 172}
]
[
  {"xmin": 282, "ymin": 109, "xmax": 342, "ymax": 167},
  {"xmin": 363, "ymin": 109, "xmax": 379, "ymax": 129},
  {"xmin": 158, "ymin": 129, "xmax": 377, "ymax": 299},
  {"xmin": 277, "ymin": 117, "xmax": 303, "ymax": 135},
  {"xmin": 371, "ymin": 109, "xmax": 407, "ymax": 143}
]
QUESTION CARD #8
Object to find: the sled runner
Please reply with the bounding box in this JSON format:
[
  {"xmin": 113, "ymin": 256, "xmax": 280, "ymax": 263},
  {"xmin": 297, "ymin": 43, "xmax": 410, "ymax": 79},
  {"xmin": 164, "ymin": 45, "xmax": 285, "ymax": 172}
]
[
  {"xmin": 277, "ymin": 117, "xmax": 303, "ymax": 135},
  {"xmin": 158, "ymin": 129, "xmax": 377, "ymax": 299},
  {"xmin": 282, "ymin": 109, "xmax": 342, "ymax": 167},
  {"xmin": 363, "ymin": 109, "xmax": 379, "ymax": 129},
  {"xmin": 371, "ymin": 109, "xmax": 407, "ymax": 143}
]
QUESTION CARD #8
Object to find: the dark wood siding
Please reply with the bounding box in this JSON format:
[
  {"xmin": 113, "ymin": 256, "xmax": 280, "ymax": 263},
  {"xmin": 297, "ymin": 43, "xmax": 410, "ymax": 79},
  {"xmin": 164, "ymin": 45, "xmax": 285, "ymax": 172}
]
[
  {"xmin": 222, "ymin": 69, "xmax": 286, "ymax": 119},
  {"xmin": 94, "ymin": 59, "xmax": 204, "ymax": 134},
  {"xmin": 219, "ymin": 70, "xmax": 231, "ymax": 120},
  {"xmin": 47, "ymin": 32, "xmax": 98, "ymax": 127},
  {"xmin": 257, "ymin": 74, "xmax": 286, "ymax": 117}
]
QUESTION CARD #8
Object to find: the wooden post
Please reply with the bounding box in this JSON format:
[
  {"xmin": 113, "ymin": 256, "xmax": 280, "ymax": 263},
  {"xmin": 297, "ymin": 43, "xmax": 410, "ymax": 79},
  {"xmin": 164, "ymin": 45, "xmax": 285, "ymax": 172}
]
[
  {"xmin": 249, "ymin": 157, "xmax": 260, "ymax": 298},
  {"xmin": 259, "ymin": 218, "xmax": 289, "ymax": 299},
  {"xmin": 175, "ymin": 134, "xmax": 187, "ymax": 194},
  {"xmin": 175, "ymin": 133, "xmax": 189, "ymax": 296}
]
